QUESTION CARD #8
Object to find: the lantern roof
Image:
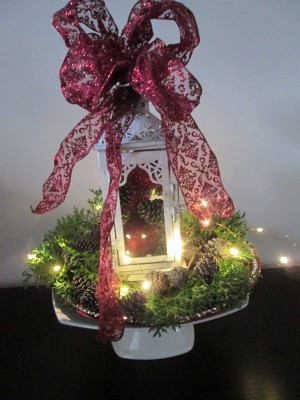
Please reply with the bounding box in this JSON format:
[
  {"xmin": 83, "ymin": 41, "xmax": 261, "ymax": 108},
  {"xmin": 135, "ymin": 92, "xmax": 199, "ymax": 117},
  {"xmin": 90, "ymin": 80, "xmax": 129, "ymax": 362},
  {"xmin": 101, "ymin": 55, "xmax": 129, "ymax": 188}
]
[{"xmin": 94, "ymin": 98, "xmax": 165, "ymax": 152}]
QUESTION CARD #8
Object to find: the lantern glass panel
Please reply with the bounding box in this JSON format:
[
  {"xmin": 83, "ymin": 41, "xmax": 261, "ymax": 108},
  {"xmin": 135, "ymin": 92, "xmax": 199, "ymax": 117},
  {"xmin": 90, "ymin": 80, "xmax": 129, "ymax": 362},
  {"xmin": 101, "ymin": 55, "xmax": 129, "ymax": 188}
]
[{"xmin": 120, "ymin": 166, "xmax": 167, "ymax": 258}]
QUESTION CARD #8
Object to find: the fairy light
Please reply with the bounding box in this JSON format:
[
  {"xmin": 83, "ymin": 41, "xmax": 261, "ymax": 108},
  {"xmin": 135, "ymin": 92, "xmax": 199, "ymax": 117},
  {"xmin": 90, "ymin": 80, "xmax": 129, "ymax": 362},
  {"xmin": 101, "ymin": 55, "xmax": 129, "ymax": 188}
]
[
  {"xmin": 201, "ymin": 199, "xmax": 208, "ymax": 208},
  {"xmin": 142, "ymin": 280, "xmax": 151, "ymax": 290},
  {"xmin": 256, "ymin": 227, "xmax": 264, "ymax": 233},
  {"xmin": 230, "ymin": 247, "xmax": 239, "ymax": 257},
  {"xmin": 53, "ymin": 265, "xmax": 61, "ymax": 272},
  {"xmin": 202, "ymin": 219, "xmax": 211, "ymax": 227},
  {"xmin": 120, "ymin": 285, "xmax": 129, "ymax": 297},
  {"xmin": 141, "ymin": 233, "xmax": 147, "ymax": 239},
  {"xmin": 95, "ymin": 204, "xmax": 102, "ymax": 211},
  {"xmin": 27, "ymin": 253, "xmax": 37, "ymax": 260},
  {"xmin": 279, "ymin": 256, "xmax": 288, "ymax": 265},
  {"xmin": 125, "ymin": 234, "xmax": 131, "ymax": 239},
  {"xmin": 123, "ymin": 255, "xmax": 131, "ymax": 264}
]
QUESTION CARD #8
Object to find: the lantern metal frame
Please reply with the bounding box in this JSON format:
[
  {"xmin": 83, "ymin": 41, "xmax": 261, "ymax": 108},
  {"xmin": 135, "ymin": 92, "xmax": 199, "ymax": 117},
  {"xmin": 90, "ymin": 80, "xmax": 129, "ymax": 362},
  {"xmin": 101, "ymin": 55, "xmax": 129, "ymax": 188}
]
[{"xmin": 94, "ymin": 99, "xmax": 184, "ymax": 281}]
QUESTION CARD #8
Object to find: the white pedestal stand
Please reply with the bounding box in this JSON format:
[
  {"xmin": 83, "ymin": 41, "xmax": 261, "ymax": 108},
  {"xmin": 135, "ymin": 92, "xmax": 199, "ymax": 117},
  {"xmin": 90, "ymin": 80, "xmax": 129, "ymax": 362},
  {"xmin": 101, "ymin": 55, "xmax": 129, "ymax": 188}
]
[{"xmin": 52, "ymin": 292, "xmax": 248, "ymax": 360}]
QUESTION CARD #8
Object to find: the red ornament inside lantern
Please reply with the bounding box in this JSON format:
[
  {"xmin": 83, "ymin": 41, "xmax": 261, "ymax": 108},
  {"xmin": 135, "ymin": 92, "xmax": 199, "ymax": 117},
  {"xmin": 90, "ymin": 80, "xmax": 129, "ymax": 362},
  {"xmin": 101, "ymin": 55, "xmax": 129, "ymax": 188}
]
[{"xmin": 123, "ymin": 217, "xmax": 159, "ymax": 257}]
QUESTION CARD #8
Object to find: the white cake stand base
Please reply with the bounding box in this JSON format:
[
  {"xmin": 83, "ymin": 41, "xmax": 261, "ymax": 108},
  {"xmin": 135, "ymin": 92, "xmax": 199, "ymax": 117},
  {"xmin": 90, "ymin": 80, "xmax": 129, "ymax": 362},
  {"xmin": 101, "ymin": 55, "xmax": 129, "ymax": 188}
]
[
  {"xmin": 112, "ymin": 324, "xmax": 194, "ymax": 360},
  {"xmin": 52, "ymin": 292, "xmax": 248, "ymax": 360}
]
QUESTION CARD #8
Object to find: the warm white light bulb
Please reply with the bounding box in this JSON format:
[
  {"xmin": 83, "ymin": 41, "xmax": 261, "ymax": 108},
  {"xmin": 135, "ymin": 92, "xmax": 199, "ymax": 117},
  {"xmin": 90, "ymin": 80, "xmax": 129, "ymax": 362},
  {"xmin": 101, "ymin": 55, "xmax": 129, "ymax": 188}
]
[
  {"xmin": 142, "ymin": 280, "xmax": 151, "ymax": 290},
  {"xmin": 201, "ymin": 199, "xmax": 208, "ymax": 208},
  {"xmin": 279, "ymin": 256, "xmax": 288, "ymax": 265},
  {"xmin": 141, "ymin": 234, "xmax": 147, "ymax": 239},
  {"xmin": 230, "ymin": 247, "xmax": 239, "ymax": 257},
  {"xmin": 256, "ymin": 227, "xmax": 264, "ymax": 233},
  {"xmin": 125, "ymin": 234, "xmax": 131, "ymax": 239},
  {"xmin": 123, "ymin": 255, "xmax": 131, "ymax": 264},
  {"xmin": 27, "ymin": 253, "xmax": 36, "ymax": 260},
  {"xmin": 53, "ymin": 265, "xmax": 61, "ymax": 272},
  {"xmin": 202, "ymin": 219, "xmax": 211, "ymax": 227},
  {"xmin": 120, "ymin": 286, "xmax": 129, "ymax": 297}
]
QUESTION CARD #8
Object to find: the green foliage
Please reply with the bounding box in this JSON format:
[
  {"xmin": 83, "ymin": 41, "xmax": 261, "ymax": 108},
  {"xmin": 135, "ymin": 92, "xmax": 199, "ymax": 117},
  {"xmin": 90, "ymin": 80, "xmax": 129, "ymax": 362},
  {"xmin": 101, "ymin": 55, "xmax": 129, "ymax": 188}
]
[
  {"xmin": 25, "ymin": 192, "xmax": 260, "ymax": 336},
  {"xmin": 181, "ymin": 210, "xmax": 249, "ymax": 243},
  {"xmin": 24, "ymin": 189, "xmax": 103, "ymax": 302},
  {"xmin": 140, "ymin": 210, "xmax": 259, "ymax": 336},
  {"xmin": 142, "ymin": 259, "xmax": 253, "ymax": 337}
]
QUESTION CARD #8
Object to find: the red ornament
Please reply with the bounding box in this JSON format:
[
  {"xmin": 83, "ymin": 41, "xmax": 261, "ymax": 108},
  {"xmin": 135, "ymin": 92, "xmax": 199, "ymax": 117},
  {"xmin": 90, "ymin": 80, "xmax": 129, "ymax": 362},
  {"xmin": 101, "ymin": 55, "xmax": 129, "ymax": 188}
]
[
  {"xmin": 127, "ymin": 167, "xmax": 153, "ymax": 189},
  {"xmin": 123, "ymin": 217, "xmax": 159, "ymax": 257}
]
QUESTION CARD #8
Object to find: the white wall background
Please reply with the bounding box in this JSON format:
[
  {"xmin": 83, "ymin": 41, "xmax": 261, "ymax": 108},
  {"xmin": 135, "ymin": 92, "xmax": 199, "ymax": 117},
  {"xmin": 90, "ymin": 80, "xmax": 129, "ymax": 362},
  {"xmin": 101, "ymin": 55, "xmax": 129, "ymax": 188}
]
[{"xmin": 1, "ymin": 0, "xmax": 299, "ymax": 287}]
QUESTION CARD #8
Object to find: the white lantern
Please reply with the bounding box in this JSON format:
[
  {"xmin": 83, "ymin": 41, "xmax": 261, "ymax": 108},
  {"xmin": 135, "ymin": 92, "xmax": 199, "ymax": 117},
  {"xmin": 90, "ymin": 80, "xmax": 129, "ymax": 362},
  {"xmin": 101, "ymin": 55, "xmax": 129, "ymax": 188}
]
[{"xmin": 95, "ymin": 98, "xmax": 183, "ymax": 281}]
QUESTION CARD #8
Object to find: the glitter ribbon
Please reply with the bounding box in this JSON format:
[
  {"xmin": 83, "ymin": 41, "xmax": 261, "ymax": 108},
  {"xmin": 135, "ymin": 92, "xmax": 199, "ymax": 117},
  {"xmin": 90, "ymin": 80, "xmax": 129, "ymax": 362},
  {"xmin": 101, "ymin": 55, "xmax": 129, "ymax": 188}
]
[{"xmin": 32, "ymin": 0, "xmax": 234, "ymax": 342}]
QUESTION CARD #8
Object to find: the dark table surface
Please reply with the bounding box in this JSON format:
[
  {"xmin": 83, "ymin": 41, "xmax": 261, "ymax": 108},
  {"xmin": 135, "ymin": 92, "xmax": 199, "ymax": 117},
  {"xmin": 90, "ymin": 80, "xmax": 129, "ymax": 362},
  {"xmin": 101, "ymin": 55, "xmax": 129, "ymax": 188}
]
[{"xmin": 1, "ymin": 267, "xmax": 299, "ymax": 400}]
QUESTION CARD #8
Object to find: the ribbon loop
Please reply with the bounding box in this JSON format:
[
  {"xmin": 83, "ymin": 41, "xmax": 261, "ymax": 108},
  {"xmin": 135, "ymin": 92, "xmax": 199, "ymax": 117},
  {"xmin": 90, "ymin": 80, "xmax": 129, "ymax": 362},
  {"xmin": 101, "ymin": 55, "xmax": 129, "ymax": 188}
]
[
  {"xmin": 122, "ymin": 0, "xmax": 200, "ymax": 64},
  {"xmin": 53, "ymin": 0, "xmax": 118, "ymax": 49},
  {"xmin": 130, "ymin": 38, "xmax": 202, "ymax": 121}
]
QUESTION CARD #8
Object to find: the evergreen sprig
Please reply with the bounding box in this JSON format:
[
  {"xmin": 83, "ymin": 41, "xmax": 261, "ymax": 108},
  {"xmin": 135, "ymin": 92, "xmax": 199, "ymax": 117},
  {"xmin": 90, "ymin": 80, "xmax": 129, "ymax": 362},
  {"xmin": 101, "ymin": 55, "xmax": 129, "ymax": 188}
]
[
  {"xmin": 181, "ymin": 210, "xmax": 249, "ymax": 243},
  {"xmin": 24, "ymin": 189, "xmax": 103, "ymax": 300}
]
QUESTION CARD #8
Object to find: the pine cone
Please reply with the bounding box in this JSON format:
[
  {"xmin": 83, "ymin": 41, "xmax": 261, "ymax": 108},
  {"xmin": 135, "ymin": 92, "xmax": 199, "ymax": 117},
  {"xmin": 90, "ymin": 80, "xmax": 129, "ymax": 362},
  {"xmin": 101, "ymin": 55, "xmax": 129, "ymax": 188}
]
[
  {"xmin": 146, "ymin": 270, "xmax": 170, "ymax": 294},
  {"xmin": 72, "ymin": 275, "xmax": 94, "ymax": 297},
  {"xmin": 204, "ymin": 238, "xmax": 228, "ymax": 259},
  {"xmin": 193, "ymin": 256, "xmax": 218, "ymax": 284},
  {"xmin": 61, "ymin": 248, "xmax": 71, "ymax": 263},
  {"xmin": 120, "ymin": 184, "xmax": 135, "ymax": 209},
  {"xmin": 119, "ymin": 291, "xmax": 146, "ymax": 321},
  {"xmin": 80, "ymin": 286, "xmax": 99, "ymax": 313},
  {"xmin": 74, "ymin": 238, "xmax": 95, "ymax": 252},
  {"xmin": 121, "ymin": 208, "xmax": 132, "ymax": 225},
  {"xmin": 191, "ymin": 237, "xmax": 206, "ymax": 249},
  {"xmin": 169, "ymin": 267, "xmax": 188, "ymax": 289},
  {"xmin": 137, "ymin": 199, "xmax": 164, "ymax": 225}
]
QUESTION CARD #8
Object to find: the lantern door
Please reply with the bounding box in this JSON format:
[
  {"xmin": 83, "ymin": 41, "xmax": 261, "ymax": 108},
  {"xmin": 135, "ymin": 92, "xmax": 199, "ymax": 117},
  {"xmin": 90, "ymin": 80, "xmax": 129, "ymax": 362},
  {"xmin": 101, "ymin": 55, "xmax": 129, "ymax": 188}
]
[
  {"xmin": 97, "ymin": 147, "xmax": 182, "ymax": 280},
  {"xmin": 119, "ymin": 149, "xmax": 183, "ymax": 279}
]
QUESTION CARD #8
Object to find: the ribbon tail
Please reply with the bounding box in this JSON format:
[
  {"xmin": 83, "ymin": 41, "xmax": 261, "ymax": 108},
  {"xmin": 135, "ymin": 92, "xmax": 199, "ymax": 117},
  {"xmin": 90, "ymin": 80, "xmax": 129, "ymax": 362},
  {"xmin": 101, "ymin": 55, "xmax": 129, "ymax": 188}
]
[
  {"xmin": 97, "ymin": 105, "xmax": 136, "ymax": 343},
  {"xmin": 162, "ymin": 115, "xmax": 234, "ymax": 225},
  {"xmin": 31, "ymin": 109, "xmax": 112, "ymax": 214}
]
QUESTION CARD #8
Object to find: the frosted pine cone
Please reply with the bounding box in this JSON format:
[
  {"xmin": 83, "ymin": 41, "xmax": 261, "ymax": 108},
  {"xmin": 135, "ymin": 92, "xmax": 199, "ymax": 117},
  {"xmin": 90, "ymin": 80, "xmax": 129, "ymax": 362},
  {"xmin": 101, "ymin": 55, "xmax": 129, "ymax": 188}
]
[
  {"xmin": 146, "ymin": 270, "xmax": 170, "ymax": 294},
  {"xmin": 169, "ymin": 267, "xmax": 188, "ymax": 289},
  {"xmin": 204, "ymin": 238, "xmax": 228, "ymax": 259},
  {"xmin": 193, "ymin": 256, "xmax": 218, "ymax": 284}
]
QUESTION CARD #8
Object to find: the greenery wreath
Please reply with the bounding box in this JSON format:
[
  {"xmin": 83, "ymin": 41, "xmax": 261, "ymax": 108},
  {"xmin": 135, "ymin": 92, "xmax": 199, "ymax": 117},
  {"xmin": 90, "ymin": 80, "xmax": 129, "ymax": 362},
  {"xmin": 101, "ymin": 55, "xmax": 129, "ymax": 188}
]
[{"xmin": 25, "ymin": 189, "xmax": 260, "ymax": 336}]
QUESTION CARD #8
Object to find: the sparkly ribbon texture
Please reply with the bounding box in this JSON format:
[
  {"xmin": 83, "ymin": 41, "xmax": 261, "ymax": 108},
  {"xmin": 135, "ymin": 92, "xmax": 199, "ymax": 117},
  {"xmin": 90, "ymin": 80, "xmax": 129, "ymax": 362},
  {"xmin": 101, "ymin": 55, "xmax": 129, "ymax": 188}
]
[{"xmin": 32, "ymin": 0, "xmax": 234, "ymax": 342}]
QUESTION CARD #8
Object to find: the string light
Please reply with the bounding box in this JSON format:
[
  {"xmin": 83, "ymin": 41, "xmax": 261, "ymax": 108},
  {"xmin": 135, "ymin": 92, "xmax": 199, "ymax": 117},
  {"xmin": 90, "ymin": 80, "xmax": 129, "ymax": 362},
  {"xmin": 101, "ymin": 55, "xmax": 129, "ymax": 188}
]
[
  {"xmin": 201, "ymin": 199, "xmax": 208, "ymax": 208},
  {"xmin": 125, "ymin": 234, "xmax": 131, "ymax": 239},
  {"xmin": 230, "ymin": 247, "xmax": 239, "ymax": 257},
  {"xmin": 141, "ymin": 234, "xmax": 147, "ymax": 239},
  {"xmin": 27, "ymin": 253, "xmax": 37, "ymax": 260},
  {"xmin": 256, "ymin": 227, "xmax": 264, "ymax": 232},
  {"xmin": 279, "ymin": 256, "xmax": 288, "ymax": 265},
  {"xmin": 123, "ymin": 255, "xmax": 131, "ymax": 264},
  {"xmin": 202, "ymin": 219, "xmax": 211, "ymax": 227},
  {"xmin": 142, "ymin": 280, "xmax": 151, "ymax": 290},
  {"xmin": 53, "ymin": 265, "xmax": 61, "ymax": 272},
  {"xmin": 120, "ymin": 285, "xmax": 129, "ymax": 297}
]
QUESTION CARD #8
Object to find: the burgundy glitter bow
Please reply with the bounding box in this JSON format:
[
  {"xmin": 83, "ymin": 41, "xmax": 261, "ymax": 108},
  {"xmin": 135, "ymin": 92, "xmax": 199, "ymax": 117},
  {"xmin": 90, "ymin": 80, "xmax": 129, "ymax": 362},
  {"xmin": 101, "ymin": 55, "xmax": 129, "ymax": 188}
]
[{"xmin": 32, "ymin": 0, "xmax": 234, "ymax": 342}]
